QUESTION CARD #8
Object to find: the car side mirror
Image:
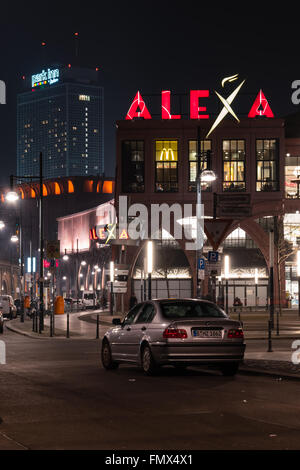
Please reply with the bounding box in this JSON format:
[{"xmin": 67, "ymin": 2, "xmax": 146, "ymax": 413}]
[{"xmin": 112, "ymin": 318, "xmax": 121, "ymax": 326}]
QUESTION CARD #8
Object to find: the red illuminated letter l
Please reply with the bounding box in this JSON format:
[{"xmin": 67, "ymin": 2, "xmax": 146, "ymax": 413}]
[{"xmin": 161, "ymin": 90, "xmax": 181, "ymax": 119}]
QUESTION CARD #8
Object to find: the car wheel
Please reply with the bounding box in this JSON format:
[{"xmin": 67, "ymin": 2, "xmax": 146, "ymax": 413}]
[
  {"xmin": 101, "ymin": 340, "xmax": 119, "ymax": 370},
  {"xmin": 220, "ymin": 363, "xmax": 239, "ymax": 377},
  {"xmin": 141, "ymin": 345, "xmax": 158, "ymax": 376}
]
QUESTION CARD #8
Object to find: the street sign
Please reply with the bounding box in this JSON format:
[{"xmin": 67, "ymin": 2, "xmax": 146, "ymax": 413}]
[
  {"xmin": 197, "ymin": 258, "xmax": 205, "ymax": 281},
  {"xmin": 113, "ymin": 281, "xmax": 127, "ymax": 287},
  {"xmin": 46, "ymin": 240, "xmax": 60, "ymax": 259},
  {"xmin": 198, "ymin": 258, "xmax": 205, "ymax": 270},
  {"xmin": 208, "ymin": 251, "xmax": 219, "ymax": 263}
]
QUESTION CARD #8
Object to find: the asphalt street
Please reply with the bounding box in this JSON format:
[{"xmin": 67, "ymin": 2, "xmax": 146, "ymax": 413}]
[{"xmin": 1, "ymin": 329, "xmax": 300, "ymax": 450}]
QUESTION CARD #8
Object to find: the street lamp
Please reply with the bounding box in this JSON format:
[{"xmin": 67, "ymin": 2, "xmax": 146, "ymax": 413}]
[
  {"xmin": 255, "ymin": 268, "xmax": 259, "ymax": 307},
  {"xmin": 6, "ymin": 152, "xmax": 45, "ymax": 333},
  {"xmin": 224, "ymin": 255, "xmax": 230, "ymax": 315},
  {"xmin": 63, "ymin": 249, "xmax": 69, "ymax": 261},
  {"xmin": 269, "ymin": 230, "xmax": 274, "ymax": 327},
  {"xmin": 5, "ymin": 190, "xmax": 19, "ymax": 202},
  {"xmin": 297, "ymin": 250, "xmax": 300, "ymax": 317},
  {"xmin": 10, "ymin": 234, "xmax": 19, "ymax": 243},
  {"xmin": 196, "ymin": 128, "xmax": 216, "ymax": 299},
  {"xmin": 81, "ymin": 260, "xmax": 87, "ymax": 266},
  {"xmin": 147, "ymin": 240, "xmax": 153, "ymax": 300},
  {"xmin": 110, "ymin": 261, "xmax": 114, "ymax": 315},
  {"xmin": 0, "ymin": 221, "xmax": 5, "ymax": 230}
]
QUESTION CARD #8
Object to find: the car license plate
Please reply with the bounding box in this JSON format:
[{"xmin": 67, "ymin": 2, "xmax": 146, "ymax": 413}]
[{"xmin": 193, "ymin": 329, "xmax": 222, "ymax": 338}]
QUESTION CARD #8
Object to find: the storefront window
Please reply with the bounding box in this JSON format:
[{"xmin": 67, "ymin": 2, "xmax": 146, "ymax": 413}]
[
  {"xmin": 256, "ymin": 139, "xmax": 279, "ymax": 191},
  {"xmin": 122, "ymin": 141, "xmax": 144, "ymax": 192},
  {"xmin": 223, "ymin": 140, "xmax": 245, "ymax": 191},
  {"xmin": 188, "ymin": 140, "xmax": 211, "ymax": 191},
  {"xmin": 285, "ymin": 155, "xmax": 300, "ymax": 198},
  {"xmin": 155, "ymin": 140, "xmax": 178, "ymax": 192}
]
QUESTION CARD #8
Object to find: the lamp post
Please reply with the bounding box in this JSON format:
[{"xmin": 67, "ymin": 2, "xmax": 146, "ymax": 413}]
[
  {"xmin": 269, "ymin": 230, "xmax": 274, "ymax": 328},
  {"xmin": 224, "ymin": 255, "xmax": 230, "ymax": 315},
  {"xmin": 196, "ymin": 127, "xmax": 216, "ymax": 298},
  {"xmin": 297, "ymin": 250, "xmax": 300, "ymax": 318},
  {"xmin": 6, "ymin": 190, "xmax": 24, "ymax": 322},
  {"xmin": 6, "ymin": 152, "xmax": 45, "ymax": 333},
  {"xmin": 255, "ymin": 268, "xmax": 259, "ymax": 308},
  {"xmin": 147, "ymin": 241, "xmax": 153, "ymax": 300},
  {"xmin": 110, "ymin": 261, "xmax": 114, "ymax": 315}
]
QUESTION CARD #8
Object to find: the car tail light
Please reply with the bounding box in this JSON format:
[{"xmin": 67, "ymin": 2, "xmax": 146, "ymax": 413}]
[
  {"xmin": 163, "ymin": 328, "xmax": 188, "ymax": 339},
  {"xmin": 227, "ymin": 328, "xmax": 244, "ymax": 339}
]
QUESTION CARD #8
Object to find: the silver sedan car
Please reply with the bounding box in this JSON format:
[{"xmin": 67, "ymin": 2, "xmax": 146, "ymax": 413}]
[{"xmin": 101, "ymin": 299, "xmax": 246, "ymax": 376}]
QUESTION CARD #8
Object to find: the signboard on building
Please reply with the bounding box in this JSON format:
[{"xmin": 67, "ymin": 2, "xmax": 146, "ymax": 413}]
[
  {"xmin": 46, "ymin": 241, "xmax": 60, "ymax": 259},
  {"xmin": 32, "ymin": 68, "xmax": 60, "ymax": 88}
]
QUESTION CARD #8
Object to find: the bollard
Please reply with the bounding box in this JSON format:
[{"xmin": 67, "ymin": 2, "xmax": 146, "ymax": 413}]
[
  {"xmin": 96, "ymin": 314, "xmax": 100, "ymax": 339},
  {"xmin": 50, "ymin": 312, "xmax": 53, "ymax": 337},
  {"xmin": 267, "ymin": 320, "xmax": 273, "ymax": 352},
  {"xmin": 32, "ymin": 311, "xmax": 35, "ymax": 332},
  {"xmin": 276, "ymin": 311, "xmax": 280, "ymax": 336},
  {"xmin": 66, "ymin": 313, "xmax": 70, "ymax": 338}
]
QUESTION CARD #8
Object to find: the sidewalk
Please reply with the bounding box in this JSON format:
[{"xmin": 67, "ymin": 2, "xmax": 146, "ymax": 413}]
[{"xmin": 4, "ymin": 310, "xmax": 300, "ymax": 380}]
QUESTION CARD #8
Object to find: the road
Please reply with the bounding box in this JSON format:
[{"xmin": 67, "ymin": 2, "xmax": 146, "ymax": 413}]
[{"xmin": 1, "ymin": 329, "xmax": 300, "ymax": 450}]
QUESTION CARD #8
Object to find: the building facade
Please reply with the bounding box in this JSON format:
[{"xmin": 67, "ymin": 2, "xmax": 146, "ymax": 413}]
[
  {"xmin": 0, "ymin": 176, "xmax": 114, "ymax": 299},
  {"xmin": 114, "ymin": 113, "xmax": 300, "ymax": 310},
  {"xmin": 17, "ymin": 65, "xmax": 104, "ymax": 179}
]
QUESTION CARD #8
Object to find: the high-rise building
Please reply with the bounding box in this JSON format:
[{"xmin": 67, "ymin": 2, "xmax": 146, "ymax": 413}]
[{"xmin": 17, "ymin": 64, "xmax": 104, "ymax": 179}]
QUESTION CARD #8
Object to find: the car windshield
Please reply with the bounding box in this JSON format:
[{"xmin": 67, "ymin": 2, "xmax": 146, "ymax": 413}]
[
  {"xmin": 160, "ymin": 301, "xmax": 227, "ymax": 319},
  {"xmin": 84, "ymin": 294, "xmax": 94, "ymax": 300}
]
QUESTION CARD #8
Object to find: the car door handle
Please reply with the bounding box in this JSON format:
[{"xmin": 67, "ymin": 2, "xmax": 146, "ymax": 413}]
[{"xmin": 141, "ymin": 326, "xmax": 147, "ymax": 331}]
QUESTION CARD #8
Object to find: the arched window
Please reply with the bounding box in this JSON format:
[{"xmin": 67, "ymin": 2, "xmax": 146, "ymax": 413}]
[{"xmin": 68, "ymin": 180, "xmax": 74, "ymax": 193}]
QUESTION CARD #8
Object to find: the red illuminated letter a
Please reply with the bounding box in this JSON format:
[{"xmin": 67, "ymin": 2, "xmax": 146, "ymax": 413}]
[
  {"xmin": 248, "ymin": 90, "xmax": 274, "ymax": 118},
  {"xmin": 125, "ymin": 91, "xmax": 152, "ymax": 120}
]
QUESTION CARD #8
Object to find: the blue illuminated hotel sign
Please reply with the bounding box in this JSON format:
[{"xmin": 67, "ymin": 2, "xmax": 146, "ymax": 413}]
[{"xmin": 31, "ymin": 68, "xmax": 60, "ymax": 88}]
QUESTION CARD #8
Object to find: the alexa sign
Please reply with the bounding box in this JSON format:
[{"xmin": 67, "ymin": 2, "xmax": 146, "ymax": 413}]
[{"xmin": 125, "ymin": 74, "xmax": 274, "ymax": 138}]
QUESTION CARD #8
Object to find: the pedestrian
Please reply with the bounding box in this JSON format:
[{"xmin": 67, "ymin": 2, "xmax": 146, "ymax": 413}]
[{"xmin": 129, "ymin": 294, "xmax": 137, "ymax": 309}]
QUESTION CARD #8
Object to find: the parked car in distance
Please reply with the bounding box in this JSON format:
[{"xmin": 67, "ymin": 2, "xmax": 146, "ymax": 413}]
[
  {"xmin": 82, "ymin": 291, "xmax": 97, "ymax": 309},
  {"xmin": 0, "ymin": 295, "xmax": 17, "ymax": 319},
  {"xmin": 101, "ymin": 299, "xmax": 246, "ymax": 376}
]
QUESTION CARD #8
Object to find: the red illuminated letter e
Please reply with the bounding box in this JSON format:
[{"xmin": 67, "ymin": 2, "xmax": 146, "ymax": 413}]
[{"xmin": 190, "ymin": 90, "xmax": 209, "ymax": 119}]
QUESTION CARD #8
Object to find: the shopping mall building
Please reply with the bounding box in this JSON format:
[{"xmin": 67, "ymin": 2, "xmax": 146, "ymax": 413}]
[
  {"xmin": 111, "ymin": 89, "xmax": 300, "ymax": 309},
  {"xmin": 54, "ymin": 87, "xmax": 300, "ymax": 310}
]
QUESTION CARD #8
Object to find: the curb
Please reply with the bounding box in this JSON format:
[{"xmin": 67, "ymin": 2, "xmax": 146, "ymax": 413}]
[
  {"xmin": 5, "ymin": 323, "xmax": 83, "ymax": 340},
  {"xmin": 239, "ymin": 366, "xmax": 300, "ymax": 381}
]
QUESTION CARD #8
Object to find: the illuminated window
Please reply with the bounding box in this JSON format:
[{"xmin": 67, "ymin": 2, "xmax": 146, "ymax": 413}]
[
  {"xmin": 79, "ymin": 95, "xmax": 90, "ymax": 101},
  {"xmin": 285, "ymin": 155, "xmax": 300, "ymax": 198},
  {"xmin": 68, "ymin": 180, "xmax": 74, "ymax": 193},
  {"xmin": 155, "ymin": 140, "xmax": 178, "ymax": 192},
  {"xmin": 256, "ymin": 140, "xmax": 279, "ymax": 191},
  {"xmin": 122, "ymin": 141, "xmax": 144, "ymax": 193},
  {"xmin": 54, "ymin": 182, "xmax": 61, "ymax": 195},
  {"xmin": 102, "ymin": 181, "xmax": 113, "ymax": 193},
  {"xmin": 84, "ymin": 180, "xmax": 93, "ymax": 192},
  {"xmin": 42, "ymin": 184, "xmax": 48, "ymax": 197},
  {"xmin": 188, "ymin": 140, "xmax": 211, "ymax": 192},
  {"xmin": 223, "ymin": 140, "xmax": 245, "ymax": 191}
]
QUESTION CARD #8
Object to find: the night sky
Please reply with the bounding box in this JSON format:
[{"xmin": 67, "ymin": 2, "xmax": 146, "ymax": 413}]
[{"xmin": 0, "ymin": 3, "xmax": 299, "ymax": 186}]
